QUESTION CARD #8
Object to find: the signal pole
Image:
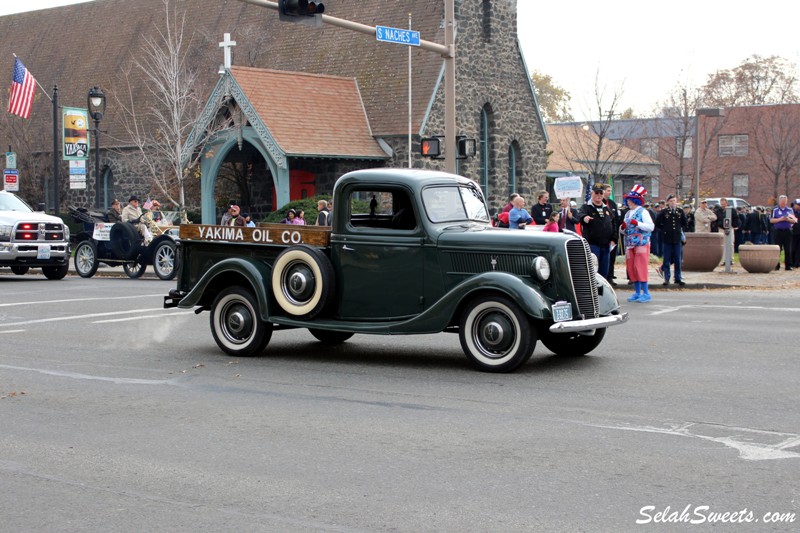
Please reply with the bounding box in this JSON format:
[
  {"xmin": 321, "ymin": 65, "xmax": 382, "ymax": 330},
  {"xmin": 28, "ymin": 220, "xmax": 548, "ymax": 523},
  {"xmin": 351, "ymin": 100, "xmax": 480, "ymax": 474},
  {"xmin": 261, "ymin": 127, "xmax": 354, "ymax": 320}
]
[{"xmin": 238, "ymin": 0, "xmax": 457, "ymax": 174}]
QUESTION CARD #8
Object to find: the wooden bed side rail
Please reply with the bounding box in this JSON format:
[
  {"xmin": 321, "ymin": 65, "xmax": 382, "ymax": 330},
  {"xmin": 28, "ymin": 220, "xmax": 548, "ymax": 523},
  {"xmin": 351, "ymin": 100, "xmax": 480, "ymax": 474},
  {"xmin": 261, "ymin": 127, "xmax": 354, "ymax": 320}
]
[{"xmin": 179, "ymin": 223, "xmax": 331, "ymax": 247}]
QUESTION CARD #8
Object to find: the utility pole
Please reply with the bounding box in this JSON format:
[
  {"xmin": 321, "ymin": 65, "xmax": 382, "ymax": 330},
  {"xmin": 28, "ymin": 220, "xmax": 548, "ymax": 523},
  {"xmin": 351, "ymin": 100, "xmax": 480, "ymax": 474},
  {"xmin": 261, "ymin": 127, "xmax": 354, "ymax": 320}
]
[{"xmin": 237, "ymin": 0, "xmax": 457, "ymax": 174}]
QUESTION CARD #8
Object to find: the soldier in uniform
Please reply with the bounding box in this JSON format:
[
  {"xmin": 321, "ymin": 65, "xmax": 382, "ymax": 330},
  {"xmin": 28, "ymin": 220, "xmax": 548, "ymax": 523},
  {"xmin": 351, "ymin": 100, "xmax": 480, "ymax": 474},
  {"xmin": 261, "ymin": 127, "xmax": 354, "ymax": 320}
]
[{"xmin": 655, "ymin": 194, "xmax": 688, "ymax": 286}]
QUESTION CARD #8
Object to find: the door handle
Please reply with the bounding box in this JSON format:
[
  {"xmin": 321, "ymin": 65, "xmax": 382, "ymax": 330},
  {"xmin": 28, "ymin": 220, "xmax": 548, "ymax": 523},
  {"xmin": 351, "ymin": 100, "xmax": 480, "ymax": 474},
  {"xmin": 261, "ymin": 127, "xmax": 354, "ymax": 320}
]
[{"xmin": 342, "ymin": 245, "xmax": 354, "ymax": 251}]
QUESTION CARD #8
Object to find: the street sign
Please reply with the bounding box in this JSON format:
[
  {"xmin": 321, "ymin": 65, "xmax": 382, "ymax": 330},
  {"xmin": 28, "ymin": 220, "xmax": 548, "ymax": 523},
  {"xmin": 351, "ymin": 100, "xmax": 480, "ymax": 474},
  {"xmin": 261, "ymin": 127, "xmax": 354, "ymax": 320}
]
[
  {"xmin": 6, "ymin": 151, "xmax": 16, "ymax": 169},
  {"xmin": 4, "ymin": 169, "xmax": 19, "ymax": 192},
  {"xmin": 376, "ymin": 25, "xmax": 420, "ymax": 47}
]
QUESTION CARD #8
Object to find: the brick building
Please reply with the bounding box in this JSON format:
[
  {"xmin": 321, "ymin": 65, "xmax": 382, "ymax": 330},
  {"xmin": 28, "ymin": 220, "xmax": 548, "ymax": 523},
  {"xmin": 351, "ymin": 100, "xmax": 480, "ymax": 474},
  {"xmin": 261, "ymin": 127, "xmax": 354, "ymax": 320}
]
[
  {"xmin": 600, "ymin": 104, "xmax": 800, "ymax": 206},
  {"xmin": 0, "ymin": 0, "xmax": 547, "ymax": 221}
]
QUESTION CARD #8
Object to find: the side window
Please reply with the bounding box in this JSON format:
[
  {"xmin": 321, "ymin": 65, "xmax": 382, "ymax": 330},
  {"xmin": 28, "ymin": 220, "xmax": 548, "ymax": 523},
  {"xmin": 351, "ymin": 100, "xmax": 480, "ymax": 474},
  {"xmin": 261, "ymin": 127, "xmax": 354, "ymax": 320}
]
[{"xmin": 348, "ymin": 189, "xmax": 417, "ymax": 231}]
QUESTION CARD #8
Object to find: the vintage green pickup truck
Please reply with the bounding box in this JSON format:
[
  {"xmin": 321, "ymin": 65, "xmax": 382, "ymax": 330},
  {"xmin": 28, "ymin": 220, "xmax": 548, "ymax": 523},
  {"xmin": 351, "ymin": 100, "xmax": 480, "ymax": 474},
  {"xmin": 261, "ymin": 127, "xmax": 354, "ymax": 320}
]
[{"xmin": 165, "ymin": 168, "xmax": 628, "ymax": 372}]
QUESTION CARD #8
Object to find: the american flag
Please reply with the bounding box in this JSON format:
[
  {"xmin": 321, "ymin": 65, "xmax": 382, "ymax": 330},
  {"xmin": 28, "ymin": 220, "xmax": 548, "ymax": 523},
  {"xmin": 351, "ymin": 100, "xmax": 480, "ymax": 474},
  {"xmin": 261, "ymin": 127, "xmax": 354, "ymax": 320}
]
[{"xmin": 8, "ymin": 58, "xmax": 37, "ymax": 119}]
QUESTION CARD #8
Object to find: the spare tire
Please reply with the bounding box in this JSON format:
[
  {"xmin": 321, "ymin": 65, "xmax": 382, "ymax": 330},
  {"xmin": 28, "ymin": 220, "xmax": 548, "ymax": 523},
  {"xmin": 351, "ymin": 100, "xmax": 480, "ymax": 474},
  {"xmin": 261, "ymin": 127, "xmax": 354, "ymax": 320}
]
[
  {"xmin": 271, "ymin": 245, "xmax": 335, "ymax": 319},
  {"xmin": 110, "ymin": 222, "xmax": 140, "ymax": 260}
]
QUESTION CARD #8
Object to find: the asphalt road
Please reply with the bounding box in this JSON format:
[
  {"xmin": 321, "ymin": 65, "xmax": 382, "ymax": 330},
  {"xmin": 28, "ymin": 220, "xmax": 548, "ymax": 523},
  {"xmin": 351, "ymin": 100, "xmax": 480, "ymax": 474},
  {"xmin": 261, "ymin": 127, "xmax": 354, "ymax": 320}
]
[{"xmin": 1, "ymin": 274, "xmax": 799, "ymax": 532}]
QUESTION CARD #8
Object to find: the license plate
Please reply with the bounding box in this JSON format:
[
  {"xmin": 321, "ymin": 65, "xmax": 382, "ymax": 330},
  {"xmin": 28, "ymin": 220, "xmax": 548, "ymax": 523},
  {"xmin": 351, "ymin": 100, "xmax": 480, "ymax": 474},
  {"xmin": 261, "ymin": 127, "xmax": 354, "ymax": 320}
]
[
  {"xmin": 37, "ymin": 245, "xmax": 51, "ymax": 260},
  {"xmin": 552, "ymin": 302, "xmax": 572, "ymax": 322}
]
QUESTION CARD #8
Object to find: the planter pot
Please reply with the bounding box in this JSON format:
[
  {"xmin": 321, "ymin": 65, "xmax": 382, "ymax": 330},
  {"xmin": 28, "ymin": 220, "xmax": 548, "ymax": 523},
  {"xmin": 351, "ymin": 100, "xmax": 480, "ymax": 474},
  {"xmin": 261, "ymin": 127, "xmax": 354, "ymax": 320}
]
[
  {"xmin": 682, "ymin": 232, "xmax": 724, "ymax": 272},
  {"xmin": 738, "ymin": 244, "xmax": 780, "ymax": 273}
]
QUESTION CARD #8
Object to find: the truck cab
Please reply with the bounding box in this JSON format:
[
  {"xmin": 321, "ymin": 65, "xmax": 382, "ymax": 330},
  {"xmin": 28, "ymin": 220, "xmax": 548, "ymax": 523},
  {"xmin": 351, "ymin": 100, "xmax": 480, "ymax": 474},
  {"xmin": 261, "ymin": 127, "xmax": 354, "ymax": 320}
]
[{"xmin": 166, "ymin": 169, "xmax": 627, "ymax": 372}]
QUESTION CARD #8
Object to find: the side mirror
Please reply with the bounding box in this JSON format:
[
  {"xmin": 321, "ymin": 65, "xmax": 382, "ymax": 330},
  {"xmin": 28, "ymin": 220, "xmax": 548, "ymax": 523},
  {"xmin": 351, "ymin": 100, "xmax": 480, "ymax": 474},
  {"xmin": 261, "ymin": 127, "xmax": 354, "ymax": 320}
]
[{"xmin": 36, "ymin": 202, "xmax": 46, "ymax": 212}]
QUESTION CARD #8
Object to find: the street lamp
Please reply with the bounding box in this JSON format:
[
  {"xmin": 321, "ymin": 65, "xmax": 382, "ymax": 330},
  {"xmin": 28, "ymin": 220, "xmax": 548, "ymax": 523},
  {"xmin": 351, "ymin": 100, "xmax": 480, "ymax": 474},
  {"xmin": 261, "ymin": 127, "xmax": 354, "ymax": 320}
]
[
  {"xmin": 87, "ymin": 86, "xmax": 106, "ymax": 208},
  {"xmin": 693, "ymin": 107, "xmax": 725, "ymax": 205}
]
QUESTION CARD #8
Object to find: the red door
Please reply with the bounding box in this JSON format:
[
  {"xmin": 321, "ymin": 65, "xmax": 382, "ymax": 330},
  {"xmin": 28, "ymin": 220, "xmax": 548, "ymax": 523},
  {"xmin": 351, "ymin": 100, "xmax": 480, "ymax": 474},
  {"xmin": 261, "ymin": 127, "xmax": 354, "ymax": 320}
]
[{"xmin": 273, "ymin": 170, "xmax": 316, "ymax": 209}]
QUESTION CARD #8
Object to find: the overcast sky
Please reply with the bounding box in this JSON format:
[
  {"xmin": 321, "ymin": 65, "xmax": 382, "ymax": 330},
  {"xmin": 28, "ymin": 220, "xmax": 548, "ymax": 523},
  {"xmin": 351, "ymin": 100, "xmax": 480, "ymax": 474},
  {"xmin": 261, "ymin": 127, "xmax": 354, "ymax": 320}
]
[{"xmin": 5, "ymin": 0, "xmax": 800, "ymax": 121}]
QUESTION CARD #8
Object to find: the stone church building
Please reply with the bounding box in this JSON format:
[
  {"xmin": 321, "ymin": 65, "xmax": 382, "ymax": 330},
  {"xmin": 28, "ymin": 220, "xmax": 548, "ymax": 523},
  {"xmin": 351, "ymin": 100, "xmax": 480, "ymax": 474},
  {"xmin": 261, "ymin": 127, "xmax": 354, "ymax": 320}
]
[{"xmin": 0, "ymin": 0, "xmax": 546, "ymax": 221}]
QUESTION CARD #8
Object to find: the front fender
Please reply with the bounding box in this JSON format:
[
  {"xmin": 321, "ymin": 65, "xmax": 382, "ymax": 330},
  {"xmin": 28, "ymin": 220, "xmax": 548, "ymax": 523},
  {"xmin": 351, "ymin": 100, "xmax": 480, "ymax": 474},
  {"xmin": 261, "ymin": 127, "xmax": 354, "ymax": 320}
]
[
  {"xmin": 390, "ymin": 271, "xmax": 551, "ymax": 334},
  {"xmin": 178, "ymin": 257, "xmax": 272, "ymax": 319},
  {"xmin": 595, "ymin": 274, "xmax": 622, "ymax": 314}
]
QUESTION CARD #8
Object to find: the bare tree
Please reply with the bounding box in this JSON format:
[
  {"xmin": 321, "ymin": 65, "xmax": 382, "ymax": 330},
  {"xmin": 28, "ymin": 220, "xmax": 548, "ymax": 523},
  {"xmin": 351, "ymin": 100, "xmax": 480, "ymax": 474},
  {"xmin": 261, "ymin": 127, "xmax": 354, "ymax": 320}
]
[
  {"xmin": 110, "ymin": 0, "xmax": 230, "ymax": 218},
  {"xmin": 752, "ymin": 106, "xmax": 800, "ymax": 200},
  {"xmin": 703, "ymin": 55, "xmax": 800, "ymax": 107}
]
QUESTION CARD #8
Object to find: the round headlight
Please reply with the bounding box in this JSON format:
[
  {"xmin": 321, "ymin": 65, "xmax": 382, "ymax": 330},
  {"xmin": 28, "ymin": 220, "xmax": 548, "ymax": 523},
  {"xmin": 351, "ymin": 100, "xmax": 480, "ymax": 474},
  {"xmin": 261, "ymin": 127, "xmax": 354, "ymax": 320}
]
[{"xmin": 532, "ymin": 256, "xmax": 551, "ymax": 281}]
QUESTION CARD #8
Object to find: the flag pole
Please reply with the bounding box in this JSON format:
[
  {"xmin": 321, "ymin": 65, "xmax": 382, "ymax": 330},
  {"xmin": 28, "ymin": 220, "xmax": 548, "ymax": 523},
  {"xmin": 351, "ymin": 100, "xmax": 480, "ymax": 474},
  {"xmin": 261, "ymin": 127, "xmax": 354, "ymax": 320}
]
[{"xmin": 11, "ymin": 53, "xmax": 52, "ymax": 102}]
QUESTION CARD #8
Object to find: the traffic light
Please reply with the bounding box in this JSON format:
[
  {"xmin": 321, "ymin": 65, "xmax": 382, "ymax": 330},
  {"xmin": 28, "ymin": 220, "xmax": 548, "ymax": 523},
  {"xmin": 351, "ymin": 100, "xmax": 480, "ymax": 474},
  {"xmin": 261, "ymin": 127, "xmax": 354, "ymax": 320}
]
[
  {"xmin": 279, "ymin": 0, "xmax": 325, "ymax": 22},
  {"xmin": 458, "ymin": 137, "xmax": 477, "ymax": 159},
  {"xmin": 420, "ymin": 138, "xmax": 441, "ymax": 157}
]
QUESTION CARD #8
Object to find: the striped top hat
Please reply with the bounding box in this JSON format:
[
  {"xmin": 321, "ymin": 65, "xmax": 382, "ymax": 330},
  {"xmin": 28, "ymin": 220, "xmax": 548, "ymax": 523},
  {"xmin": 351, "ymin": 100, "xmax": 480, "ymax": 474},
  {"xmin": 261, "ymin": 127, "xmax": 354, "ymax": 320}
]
[{"xmin": 624, "ymin": 184, "xmax": 647, "ymax": 205}]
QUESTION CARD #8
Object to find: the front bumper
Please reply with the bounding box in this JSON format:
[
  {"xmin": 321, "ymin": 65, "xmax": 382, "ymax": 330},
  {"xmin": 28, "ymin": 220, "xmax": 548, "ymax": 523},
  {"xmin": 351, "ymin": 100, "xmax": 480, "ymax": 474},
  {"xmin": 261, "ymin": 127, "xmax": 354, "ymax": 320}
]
[
  {"xmin": 548, "ymin": 312, "xmax": 629, "ymax": 333},
  {"xmin": 0, "ymin": 242, "xmax": 70, "ymax": 265}
]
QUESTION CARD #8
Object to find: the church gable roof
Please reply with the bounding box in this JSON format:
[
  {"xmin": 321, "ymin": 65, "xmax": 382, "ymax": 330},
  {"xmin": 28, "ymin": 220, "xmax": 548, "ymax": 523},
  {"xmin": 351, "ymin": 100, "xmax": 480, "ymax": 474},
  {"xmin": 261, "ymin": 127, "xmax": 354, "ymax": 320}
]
[{"xmin": 230, "ymin": 66, "xmax": 387, "ymax": 158}]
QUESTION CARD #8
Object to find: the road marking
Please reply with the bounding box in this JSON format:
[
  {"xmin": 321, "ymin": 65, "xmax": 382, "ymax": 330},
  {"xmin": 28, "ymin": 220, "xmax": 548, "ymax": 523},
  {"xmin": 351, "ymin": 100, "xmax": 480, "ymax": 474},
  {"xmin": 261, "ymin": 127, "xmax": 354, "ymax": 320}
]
[
  {"xmin": 0, "ymin": 308, "xmax": 180, "ymax": 328},
  {"xmin": 0, "ymin": 363, "xmax": 181, "ymax": 386},
  {"xmin": 590, "ymin": 421, "xmax": 800, "ymax": 461},
  {"xmin": 649, "ymin": 304, "xmax": 800, "ymax": 316},
  {"xmin": 0, "ymin": 294, "xmax": 166, "ymax": 308},
  {"xmin": 93, "ymin": 311, "xmax": 195, "ymax": 323},
  {"xmin": 0, "ymin": 329, "xmax": 25, "ymax": 334}
]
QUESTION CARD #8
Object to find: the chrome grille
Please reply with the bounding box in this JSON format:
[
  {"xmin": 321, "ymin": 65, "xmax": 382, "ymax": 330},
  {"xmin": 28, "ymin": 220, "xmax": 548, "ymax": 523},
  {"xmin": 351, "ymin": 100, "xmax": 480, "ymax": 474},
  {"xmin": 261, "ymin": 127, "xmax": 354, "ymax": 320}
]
[
  {"xmin": 566, "ymin": 239, "xmax": 599, "ymax": 318},
  {"xmin": 448, "ymin": 252, "xmax": 531, "ymax": 276},
  {"xmin": 13, "ymin": 222, "xmax": 66, "ymax": 242}
]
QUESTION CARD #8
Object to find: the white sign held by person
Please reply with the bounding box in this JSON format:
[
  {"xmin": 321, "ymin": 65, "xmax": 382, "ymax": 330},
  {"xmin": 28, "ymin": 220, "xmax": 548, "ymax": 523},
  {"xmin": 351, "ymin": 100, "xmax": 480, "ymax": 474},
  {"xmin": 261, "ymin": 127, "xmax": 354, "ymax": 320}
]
[{"xmin": 553, "ymin": 176, "xmax": 583, "ymax": 199}]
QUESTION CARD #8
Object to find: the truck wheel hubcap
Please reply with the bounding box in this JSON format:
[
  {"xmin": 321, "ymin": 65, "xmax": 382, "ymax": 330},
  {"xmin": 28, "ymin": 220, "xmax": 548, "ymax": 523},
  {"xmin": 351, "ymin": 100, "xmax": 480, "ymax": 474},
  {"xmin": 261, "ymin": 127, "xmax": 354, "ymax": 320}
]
[
  {"xmin": 283, "ymin": 262, "xmax": 315, "ymax": 304},
  {"xmin": 475, "ymin": 311, "xmax": 514, "ymax": 356},
  {"xmin": 224, "ymin": 304, "xmax": 253, "ymax": 341}
]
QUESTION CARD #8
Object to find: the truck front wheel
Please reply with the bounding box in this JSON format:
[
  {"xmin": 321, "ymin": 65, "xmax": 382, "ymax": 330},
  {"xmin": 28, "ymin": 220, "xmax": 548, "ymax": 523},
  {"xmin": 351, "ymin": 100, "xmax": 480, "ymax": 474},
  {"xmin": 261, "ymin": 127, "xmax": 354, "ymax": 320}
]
[
  {"xmin": 539, "ymin": 327, "xmax": 606, "ymax": 356},
  {"xmin": 42, "ymin": 263, "xmax": 69, "ymax": 280},
  {"xmin": 459, "ymin": 295, "xmax": 536, "ymax": 372},
  {"xmin": 211, "ymin": 286, "xmax": 272, "ymax": 357}
]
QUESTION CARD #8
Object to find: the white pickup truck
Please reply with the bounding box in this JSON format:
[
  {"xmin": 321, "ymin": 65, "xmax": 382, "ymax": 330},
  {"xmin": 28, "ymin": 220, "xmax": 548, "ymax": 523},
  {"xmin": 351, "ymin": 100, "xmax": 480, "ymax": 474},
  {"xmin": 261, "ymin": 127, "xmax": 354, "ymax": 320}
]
[{"xmin": 0, "ymin": 190, "xmax": 70, "ymax": 279}]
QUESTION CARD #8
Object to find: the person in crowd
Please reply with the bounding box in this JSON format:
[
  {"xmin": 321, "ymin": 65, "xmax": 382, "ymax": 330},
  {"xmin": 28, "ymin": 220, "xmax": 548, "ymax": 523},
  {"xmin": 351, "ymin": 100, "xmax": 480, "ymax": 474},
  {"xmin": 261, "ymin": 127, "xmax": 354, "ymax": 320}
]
[
  {"xmin": 502, "ymin": 193, "xmax": 520, "ymax": 214},
  {"xmin": 770, "ymin": 195, "xmax": 797, "ymax": 271},
  {"xmin": 529, "ymin": 190, "xmax": 552, "ymax": 225},
  {"xmin": 294, "ymin": 209, "xmax": 306, "ymax": 225},
  {"xmin": 508, "ymin": 195, "xmax": 533, "ymax": 229},
  {"xmin": 121, "ymin": 194, "xmax": 151, "ymax": 244},
  {"xmin": 694, "ymin": 199, "xmax": 717, "ymax": 233},
  {"xmin": 316, "ymin": 200, "xmax": 331, "ymax": 226},
  {"xmin": 558, "ymin": 197, "xmax": 579, "ymax": 232},
  {"xmin": 543, "ymin": 211, "xmax": 560, "ymax": 232},
  {"xmin": 649, "ymin": 202, "xmax": 662, "ymax": 257},
  {"xmin": 655, "ymin": 194, "xmax": 687, "ymax": 287},
  {"xmin": 220, "ymin": 204, "xmax": 245, "ymax": 227},
  {"xmin": 735, "ymin": 207, "xmax": 747, "ymax": 251},
  {"xmin": 792, "ymin": 200, "xmax": 800, "ymax": 268},
  {"xmin": 621, "ymin": 184, "xmax": 655, "ymax": 303},
  {"xmin": 243, "ymin": 212, "xmax": 256, "ymax": 228},
  {"xmin": 281, "ymin": 209, "xmax": 298, "ymax": 224},
  {"xmin": 602, "ymin": 184, "xmax": 620, "ymax": 286},
  {"xmin": 683, "ymin": 204, "xmax": 695, "ymax": 232},
  {"xmin": 744, "ymin": 206, "xmax": 763, "ymax": 244},
  {"xmin": 579, "ymin": 184, "xmax": 615, "ymax": 280},
  {"xmin": 106, "ymin": 199, "xmax": 122, "ymax": 223}
]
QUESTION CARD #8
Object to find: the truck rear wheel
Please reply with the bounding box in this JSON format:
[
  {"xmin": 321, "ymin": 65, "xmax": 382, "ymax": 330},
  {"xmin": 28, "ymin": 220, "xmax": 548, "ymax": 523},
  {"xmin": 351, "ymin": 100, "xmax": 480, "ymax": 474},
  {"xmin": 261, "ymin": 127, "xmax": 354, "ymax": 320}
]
[
  {"xmin": 211, "ymin": 286, "xmax": 273, "ymax": 357},
  {"xmin": 539, "ymin": 327, "xmax": 606, "ymax": 356},
  {"xmin": 459, "ymin": 295, "xmax": 536, "ymax": 372},
  {"xmin": 271, "ymin": 245, "xmax": 334, "ymax": 319},
  {"xmin": 74, "ymin": 240, "xmax": 99, "ymax": 278}
]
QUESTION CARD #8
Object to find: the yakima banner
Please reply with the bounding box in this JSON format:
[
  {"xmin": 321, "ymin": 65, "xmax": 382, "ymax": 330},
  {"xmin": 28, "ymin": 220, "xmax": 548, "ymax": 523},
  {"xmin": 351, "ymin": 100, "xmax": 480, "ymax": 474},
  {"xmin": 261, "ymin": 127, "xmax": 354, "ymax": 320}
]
[{"xmin": 62, "ymin": 107, "xmax": 89, "ymax": 160}]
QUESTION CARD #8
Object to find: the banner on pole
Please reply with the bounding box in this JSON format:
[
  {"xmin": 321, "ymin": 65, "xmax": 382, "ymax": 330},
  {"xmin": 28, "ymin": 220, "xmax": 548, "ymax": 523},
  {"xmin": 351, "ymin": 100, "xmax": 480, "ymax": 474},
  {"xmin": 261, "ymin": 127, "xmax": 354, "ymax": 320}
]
[{"xmin": 62, "ymin": 107, "xmax": 89, "ymax": 160}]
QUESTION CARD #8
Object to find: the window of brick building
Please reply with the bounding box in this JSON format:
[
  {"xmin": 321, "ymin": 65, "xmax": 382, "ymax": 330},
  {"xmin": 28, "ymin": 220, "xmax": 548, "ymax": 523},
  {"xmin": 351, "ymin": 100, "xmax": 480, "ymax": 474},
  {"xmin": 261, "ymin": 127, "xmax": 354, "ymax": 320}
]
[
  {"xmin": 676, "ymin": 137, "xmax": 692, "ymax": 159},
  {"xmin": 732, "ymin": 174, "xmax": 749, "ymax": 196},
  {"xmin": 641, "ymin": 138, "xmax": 658, "ymax": 159},
  {"xmin": 719, "ymin": 135, "xmax": 749, "ymax": 157}
]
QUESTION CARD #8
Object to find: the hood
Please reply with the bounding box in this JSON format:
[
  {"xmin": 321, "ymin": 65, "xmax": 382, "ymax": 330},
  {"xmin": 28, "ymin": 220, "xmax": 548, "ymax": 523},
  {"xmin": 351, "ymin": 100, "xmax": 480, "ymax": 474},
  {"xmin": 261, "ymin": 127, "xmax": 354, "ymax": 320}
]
[
  {"xmin": 0, "ymin": 210, "xmax": 65, "ymax": 226},
  {"xmin": 436, "ymin": 224, "xmax": 573, "ymax": 252}
]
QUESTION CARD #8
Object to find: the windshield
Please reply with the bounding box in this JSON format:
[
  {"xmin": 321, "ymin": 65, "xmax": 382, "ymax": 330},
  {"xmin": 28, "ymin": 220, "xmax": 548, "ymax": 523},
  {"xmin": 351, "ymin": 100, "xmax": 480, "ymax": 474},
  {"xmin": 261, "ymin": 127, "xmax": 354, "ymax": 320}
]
[
  {"xmin": 422, "ymin": 185, "xmax": 490, "ymax": 223},
  {"xmin": 0, "ymin": 193, "xmax": 33, "ymax": 212}
]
